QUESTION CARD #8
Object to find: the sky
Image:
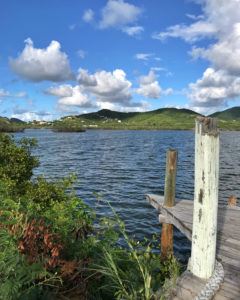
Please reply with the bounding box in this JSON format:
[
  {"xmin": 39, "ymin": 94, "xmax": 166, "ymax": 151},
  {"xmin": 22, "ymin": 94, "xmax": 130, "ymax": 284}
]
[{"xmin": 1, "ymin": 0, "xmax": 240, "ymax": 121}]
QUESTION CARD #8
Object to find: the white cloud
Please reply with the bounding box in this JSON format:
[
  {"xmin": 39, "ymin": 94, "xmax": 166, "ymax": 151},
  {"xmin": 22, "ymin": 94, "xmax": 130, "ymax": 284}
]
[
  {"xmin": 188, "ymin": 1, "xmax": 240, "ymax": 110},
  {"xmin": 10, "ymin": 38, "xmax": 73, "ymax": 82},
  {"xmin": 45, "ymin": 85, "xmax": 73, "ymax": 97},
  {"xmin": 99, "ymin": 0, "xmax": 142, "ymax": 29},
  {"xmin": 77, "ymin": 68, "xmax": 132, "ymax": 104},
  {"xmin": 0, "ymin": 89, "xmax": 27, "ymax": 99},
  {"xmin": 97, "ymin": 100, "xmax": 149, "ymax": 112},
  {"xmin": 156, "ymin": 0, "xmax": 240, "ymax": 111},
  {"xmin": 188, "ymin": 68, "xmax": 240, "ymax": 109},
  {"xmin": 0, "ymin": 89, "xmax": 10, "ymax": 98},
  {"xmin": 77, "ymin": 49, "xmax": 86, "ymax": 59},
  {"xmin": 163, "ymin": 88, "xmax": 174, "ymax": 96},
  {"xmin": 58, "ymin": 87, "xmax": 93, "ymax": 107},
  {"xmin": 135, "ymin": 53, "xmax": 153, "ymax": 61},
  {"xmin": 191, "ymin": 23, "xmax": 240, "ymax": 76},
  {"xmin": 136, "ymin": 70, "xmax": 172, "ymax": 99},
  {"xmin": 77, "ymin": 69, "xmax": 97, "ymax": 87},
  {"xmin": 15, "ymin": 91, "xmax": 28, "ymax": 98},
  {"xmin": 47, "ymin": 84, "xmax": 94, "ymax": 108},
  {"xmin": 122, "ymin": 26, "xmax": 144, "ymax": 36},
  {"xmin": 186, "ymin": 14, "xmax": 204, "ymax": 21},
  {"xmin": 153, "ymin": 21, "xmax": 217, "ymax": 43},
  {"xmin": 11, "ymin": 110, "xmax": 53, "ymax": 122},
  {"xmin": 153, "ymin": 0, "xmax": 240, "ymax": 43},
  {"xmin": 69, "ymin": 24, "xmax": 76, "ymax": 30},
  {"xmin": 48, "ymin": 67, "xmax": 152, "ymax": 112},
  {"xmin": 83, "ymin": 9, "xmax": 94, "ymax": 23}
]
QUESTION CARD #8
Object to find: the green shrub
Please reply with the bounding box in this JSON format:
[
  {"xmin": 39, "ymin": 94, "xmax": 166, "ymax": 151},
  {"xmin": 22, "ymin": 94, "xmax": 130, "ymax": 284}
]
[
  {"xmin": 90, "ymin": 205, "xmax": 180, "ymax": 300},
  {"xmin": 0, "ymin": 133, "xmax": 180, "ymax": 299}
]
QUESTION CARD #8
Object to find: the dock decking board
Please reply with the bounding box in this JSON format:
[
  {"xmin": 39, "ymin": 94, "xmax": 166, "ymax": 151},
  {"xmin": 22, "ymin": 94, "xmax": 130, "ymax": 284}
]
[{"xmin": 146, "ymin": 194, "xmax": 240, "ymax": 300}]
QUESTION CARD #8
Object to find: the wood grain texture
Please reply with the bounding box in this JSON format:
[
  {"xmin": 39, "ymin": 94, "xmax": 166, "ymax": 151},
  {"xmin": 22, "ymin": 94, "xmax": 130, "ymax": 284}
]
[
  {"xmin": 161, "ymin": 149, "xmax": 178, "ymax": 258},
  {"xmin": 146, "ymin": 193, "xmax": 240, "ymax": 299},
  {"xmin": 191, "ymin": 117, "xmax": 220, "ymax": 279}
]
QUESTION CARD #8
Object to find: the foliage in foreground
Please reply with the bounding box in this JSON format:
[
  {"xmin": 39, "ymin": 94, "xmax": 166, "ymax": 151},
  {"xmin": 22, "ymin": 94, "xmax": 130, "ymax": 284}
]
[{"xmin": 0, "ymin": 133, "xmax": 180, "ymax": 299}]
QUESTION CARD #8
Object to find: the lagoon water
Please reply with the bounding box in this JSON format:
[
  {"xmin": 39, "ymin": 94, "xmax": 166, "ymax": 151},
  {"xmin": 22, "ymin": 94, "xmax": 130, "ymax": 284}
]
[{"xmin": 15, "ymin": 129, "xmax": 240, "ymax": 262}]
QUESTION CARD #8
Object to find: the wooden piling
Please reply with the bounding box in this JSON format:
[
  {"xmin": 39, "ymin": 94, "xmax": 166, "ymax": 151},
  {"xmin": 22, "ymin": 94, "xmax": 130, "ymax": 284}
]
[
  {"xmin": 161, "ymin": 149, "xmax": 177, "ymax": 258},
  {"xmin": 190, "ymin": 117, "xmax": 219, "ymax": 279}
]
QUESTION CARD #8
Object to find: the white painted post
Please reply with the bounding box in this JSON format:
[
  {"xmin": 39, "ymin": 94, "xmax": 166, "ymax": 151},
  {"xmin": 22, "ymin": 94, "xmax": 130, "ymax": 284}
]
[{"xmin": 189, "ymin": 117, "xmax": 219, "ymax": 279}]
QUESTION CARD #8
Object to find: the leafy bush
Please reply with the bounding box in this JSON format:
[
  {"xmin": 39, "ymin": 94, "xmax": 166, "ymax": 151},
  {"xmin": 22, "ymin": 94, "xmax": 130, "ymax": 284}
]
[
  {"xmin": 0, "ymin": 133, "xmax": 180, "ymax": 299},
  {"xmin": 0, "ymin": 135, "xmax": 39, "ymax": 195},
  {"xmin": 90, "ymin": 205, "xmax": 180, "ymax": 300}
]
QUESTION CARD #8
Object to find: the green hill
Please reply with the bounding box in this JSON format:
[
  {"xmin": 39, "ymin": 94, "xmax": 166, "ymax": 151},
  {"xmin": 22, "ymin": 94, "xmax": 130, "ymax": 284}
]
[
  {"xmin": 0, "ymin": 117, "xmax": 25, "ymax": 132},
  {"xmin": 59, "ymin": 107, "xmax": 201, "ymax": 130},
  {"xmin": 22, "ymin": 106, "xmax": 240, "ymax": 131},
  {"xmin": 209, "ymin": 107, "xmax": 240, "ymax": 130},
  {"xmin": 209, "ymin": 107, "xmax": 240, "ymax": 120}
]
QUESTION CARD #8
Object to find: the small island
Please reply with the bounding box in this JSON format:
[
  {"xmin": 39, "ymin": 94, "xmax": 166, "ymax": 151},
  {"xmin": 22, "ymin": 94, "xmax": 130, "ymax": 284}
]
[{"xmin": 51, "ymin": 120, "xmax": 86, "ymax": 132}]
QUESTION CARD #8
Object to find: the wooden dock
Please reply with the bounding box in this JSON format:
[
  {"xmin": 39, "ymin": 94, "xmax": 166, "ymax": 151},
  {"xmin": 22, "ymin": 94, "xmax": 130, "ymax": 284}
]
[{"xmin": 146, "ymin": 194, "xmax": 240, "ymax": 299}]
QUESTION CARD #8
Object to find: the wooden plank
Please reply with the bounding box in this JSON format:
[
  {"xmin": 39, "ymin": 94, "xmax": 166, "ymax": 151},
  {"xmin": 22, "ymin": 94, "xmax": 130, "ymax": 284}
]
[
  {"xmin": 146, "ymin": 193, "xmax": 240, "ymax": 299},
  {"xmin": 157, "ymin": 206, "xmax": 192, "ymax": 241},
  {"xmin": 218, "ymin": 281, "xmax": 240, "ymax": 295}
]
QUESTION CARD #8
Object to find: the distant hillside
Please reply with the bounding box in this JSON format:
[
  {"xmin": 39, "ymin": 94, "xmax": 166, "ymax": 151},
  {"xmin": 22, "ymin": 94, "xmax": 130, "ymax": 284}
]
[
  {"xmin": 0, "ymin": 117, "xmax": 25, "ymax": 132},
  {"xmin": 78, "ymin": 109, "xmax": 139, "ymax": 121},
  {"xmin": 10, "ymin": 117, "xmax": 25, "ymax": 123},
  {"xmin": 77, "ymin": 107, "xmax": 199, "ymax": 121},
  {"xmin": 60, "ymin": 107, "xmax": 201, "ymax": 130},
  {"xmin": 209, "ymin": 107, "xmax": 240, "ymax": 120}
]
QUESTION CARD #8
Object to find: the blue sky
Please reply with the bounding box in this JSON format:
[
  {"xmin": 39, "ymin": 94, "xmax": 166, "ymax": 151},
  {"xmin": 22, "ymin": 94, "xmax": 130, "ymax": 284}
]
[{"xmin": 0, "ymin": 0, "xmax": 240, "ymax": 121}]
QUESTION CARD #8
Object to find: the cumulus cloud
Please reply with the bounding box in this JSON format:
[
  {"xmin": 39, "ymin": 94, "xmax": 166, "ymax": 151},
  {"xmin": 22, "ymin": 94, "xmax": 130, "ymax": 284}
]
[
  {"xmin": 77, "ymin": 69, "xmax": 97, "ymax": 87},
  {"xmin": 10, "ymin": 38, "xmax": 73, "ymax": 82},
  {"xmin": 45, "ymin": 85, "xmax": 73, "ymax": 97},
  {"xmin": 153, "ymin": 0, "xmax": 240, "ymax": 43},
  {"xmin": 97, "ymin": 0, "xmax": 143, "ymax": 36},
  {"xmin": 99, "ymin": 0, "xmax": 142, "ymax": 29},
  {"xmin": 191, "ymin": 23, "xmax": 240, "ymax": 76},
  {"xmin": 82, "ymin": 9, "xmax": 94, "ymax": 23},
  {"xmin": 156, "ymin": 0, "xmax": 240, "ymax": 111},
  {"xmin": 46, "ymin": 68, "xmax": 148, "ymax": 112},
  {"xmin": 136, "ymin": 70, "xmax": 172, "ymax": 99},
  {"xmin": 58, "ymin": 86, "xmax": 93, "ymax": 107},
  {"xmin": 189, "ymin": 1, "xmax": 240, "ymax": 110},
  {"xmin": 77, "ymin": 68, "xmax": 132, "ymax": 104},
  {"xmin": 188, "ymin": 68, "xmax": 240, "ymax": 111},
  {"xmin": 46, "ymin": 84, "xmax": 94, "ymax": 108}
]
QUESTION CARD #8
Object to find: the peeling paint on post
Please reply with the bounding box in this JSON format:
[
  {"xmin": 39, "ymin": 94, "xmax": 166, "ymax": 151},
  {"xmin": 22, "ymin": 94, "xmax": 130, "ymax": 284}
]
[
  {"xmin": 189, "ymin": 117, "xmax": 219, "ymax": 279},
  {"xmin": 161, "ymin": 149, "xmax": 177, "ymax": 258}
]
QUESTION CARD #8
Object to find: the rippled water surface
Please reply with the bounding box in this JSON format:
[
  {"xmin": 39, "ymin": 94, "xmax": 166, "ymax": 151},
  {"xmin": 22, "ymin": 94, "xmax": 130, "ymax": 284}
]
[{"xmin": 15, "ymin": 129, "xmax": 240, "ymax": 261}]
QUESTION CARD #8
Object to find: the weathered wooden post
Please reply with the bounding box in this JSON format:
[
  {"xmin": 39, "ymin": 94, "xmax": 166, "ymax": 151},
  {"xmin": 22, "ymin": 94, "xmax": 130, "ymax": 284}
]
[
  {"xmin": 161, "ymin": 149, "xmax": 178, "ymax": 258},
  {"xmin": 189, "ymin": 117, "xmax": 219, "ymax": 279}
]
